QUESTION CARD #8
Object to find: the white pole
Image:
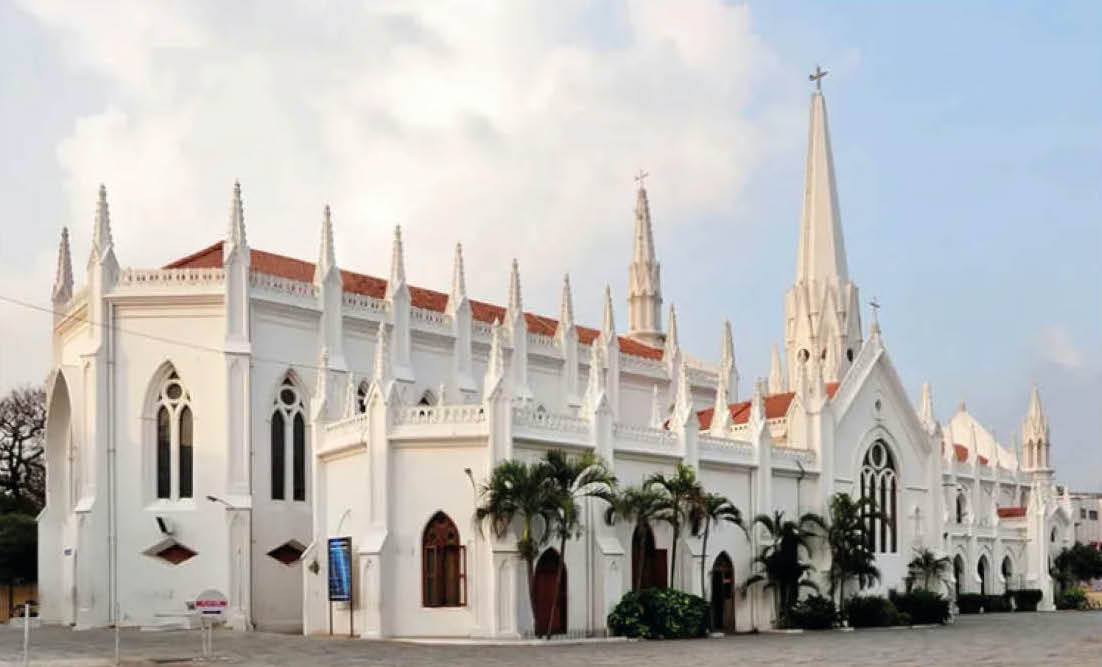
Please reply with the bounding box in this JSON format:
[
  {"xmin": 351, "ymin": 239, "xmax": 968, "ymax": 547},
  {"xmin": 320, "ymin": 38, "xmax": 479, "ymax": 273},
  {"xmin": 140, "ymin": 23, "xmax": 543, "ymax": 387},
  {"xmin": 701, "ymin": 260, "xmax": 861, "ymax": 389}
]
[
  {"xmin": 22, "ymin": 602, "xmax": 30, "ymax": 667},
  {"xmin": 114, "ymin": 602, "xmax": 121, "ymax": 665}
]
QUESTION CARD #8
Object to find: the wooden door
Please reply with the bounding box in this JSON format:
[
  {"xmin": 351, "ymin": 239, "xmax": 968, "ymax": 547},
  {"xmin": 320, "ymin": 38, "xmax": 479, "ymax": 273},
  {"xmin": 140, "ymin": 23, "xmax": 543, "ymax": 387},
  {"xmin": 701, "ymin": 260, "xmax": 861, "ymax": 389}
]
[
  {"xmin": 711, "ymin": 552, "xmax": 735, "ymax": 632},
  {"xmin": 534, "ymin": 549, "xmax": 566, "ymax": 635}
]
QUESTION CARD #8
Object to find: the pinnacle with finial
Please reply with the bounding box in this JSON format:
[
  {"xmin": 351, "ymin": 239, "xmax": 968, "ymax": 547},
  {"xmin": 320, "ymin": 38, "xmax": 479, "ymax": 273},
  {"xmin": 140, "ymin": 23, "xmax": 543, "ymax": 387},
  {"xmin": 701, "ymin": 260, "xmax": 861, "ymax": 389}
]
[
  {"xmin": 451, "ymin": 243, "xmax": 467, "ymax": 302},
  {"xmin": 768, "ymin": 343, "xmax": 785, "ymax": 394},
  {"xmin": 560, "ymin": 274, "xmax": 575, "ymax": 330},
  {"xmin": 91, "ymin": 184, "xmax": 113, "ymax": 261},
  {"xmin": 387, "ymin": 225, "xmax": 406, "ymax": 298},
  {"xmin": 227, "ymin": 180, "xmax": 246, "ymax": 249},
  {"xmin": 373, "ymin": 323, "xmax": 391, "ymax": 383},
  {"xmin": 665, "ymin": 303, "xmax": 679, "ymax": 354},
  {"xmin": 52, "ymin": 227, "xmax": 74, "ymax": 303},
  {"xmin": 602, "ymin": 285, "xmax": 616, "ymax": 339},
  {"xmin": 314, "ymin": 204, "xmax": 337, "ymax": 284},
  {"xmin": 507, "ymin": 258, "xmax": 522, "ymax": 321}
]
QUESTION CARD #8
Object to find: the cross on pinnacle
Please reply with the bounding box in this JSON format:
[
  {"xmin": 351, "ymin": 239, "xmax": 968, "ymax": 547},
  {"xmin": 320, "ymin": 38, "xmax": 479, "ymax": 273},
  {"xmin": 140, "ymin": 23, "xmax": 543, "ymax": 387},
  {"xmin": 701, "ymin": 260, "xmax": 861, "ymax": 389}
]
[
  {"xmin": 869, "ymin": 296, "xmax": 881, "ymax": 331},
  {"xmin": 634, "ymin": 169, "xmax": 649, "ymax": 189},
  {"xmin": 809, "ymin": 65, "xmax": 828, "ymax": 91}
]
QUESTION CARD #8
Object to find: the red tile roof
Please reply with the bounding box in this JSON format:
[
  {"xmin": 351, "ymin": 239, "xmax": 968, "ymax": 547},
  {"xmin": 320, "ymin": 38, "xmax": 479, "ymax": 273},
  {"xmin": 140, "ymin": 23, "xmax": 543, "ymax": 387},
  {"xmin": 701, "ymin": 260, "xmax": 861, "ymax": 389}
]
[
  {"xmin": 997, "ymin": 507, "xmax": 1027, "ymax": 519},
  {"xmin": 165, "ymin": 241, "xmax": 664, "ymax": 361},
  {"xmin": 953, "ymin": 444, "xmax": 969, "ymax": 463},
  {"xmin": 696, "ymin": 383, "xmax": 840, "ymax": 429},
  {"xmin": 977, "ymin": 455, "xmax": 989, "ymax": 466}
]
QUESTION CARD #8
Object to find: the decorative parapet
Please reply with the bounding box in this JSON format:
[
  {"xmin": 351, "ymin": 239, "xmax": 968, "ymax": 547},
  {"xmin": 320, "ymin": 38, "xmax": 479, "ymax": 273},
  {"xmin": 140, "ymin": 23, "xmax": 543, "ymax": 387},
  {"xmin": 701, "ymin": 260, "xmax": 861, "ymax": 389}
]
[
  {"xmin": 410, "ymin": 306, "xmax": 453, "ymax": 334},
  {"xmin": 698, "ymin": 433, "xmax": 755, "ymax": 465},
  {"xmin": 512, "ymin": 406, "xmax": 589, "ymax": 445},
  {"xmin": 118, "ymin": 267, "xmax": 226, "ymax": 289},
  {"xmin": 613, "ymin": 422, "xmax": 677, "ymax": 456},
  {"xmin": 393, "ymin": 404, "xmax": 486, "ymax": 426},
  {"xmin": 343, "ymin": 292, "xmax": 388, "ymax": 316},
  {"xmin": 771, "ymin": 445, "xmax": 817, "ymax": 468},
  {"xmin": 684, "ymin": 365, "xmax": 718, "ymax": 387},
  {"xmin": 250, "ymin": 271, "xmax": 318, "ymax": 299},
  {"xmin": 527, "ymin": 331, "xmax": 558, "ymax": 350},
  {"xmin": 620, "ymin": 353, "xmax": 665, "ymax": 376},
  {"xmin": 472, "ymin": 321, "xmax": 493, "ymax": 340}
]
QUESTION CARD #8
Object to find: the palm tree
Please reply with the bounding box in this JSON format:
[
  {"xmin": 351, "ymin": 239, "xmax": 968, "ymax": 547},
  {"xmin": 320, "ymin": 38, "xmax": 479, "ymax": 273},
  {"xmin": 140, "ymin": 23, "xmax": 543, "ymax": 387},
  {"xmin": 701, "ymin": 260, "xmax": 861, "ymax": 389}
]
[
  {"xmin": 826, "ymin": 493, "xmax": 881, "ymax": 607},
  {"xmin": 603, "ymin": 485, "xmax": 667, "ymax": 591},
  {"xmin": 905, "ymin": 547, "xmax": 952, "ymax": 593},
  {"xmin": 645, "ymin": 463, "xmax": 702, "ymax": 587},
  {"xmin": 542, "ymin": 449, "xmax": 616, "ymax": 638},
  {"xmin": 743, "ymin": 510, "xmax": 825, "ymax": 627},
  {"xmin": 474, "ymin": 459, "xmax": 555, "ymax": 629},
  {"xmin": 689, "ymin": 491, "xmax": 745, "ymax": 630}
]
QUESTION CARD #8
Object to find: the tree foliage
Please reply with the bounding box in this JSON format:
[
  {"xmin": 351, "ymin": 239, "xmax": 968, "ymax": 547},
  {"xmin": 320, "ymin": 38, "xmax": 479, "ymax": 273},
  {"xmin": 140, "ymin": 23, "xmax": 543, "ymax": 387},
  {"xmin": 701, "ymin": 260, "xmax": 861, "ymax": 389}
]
[
  {"xmin": 602, "ymin": 484, "xmax": 666, "ymax": 591},
  {"xmin": 644, "ymin": 463, "xmax": 701, "ymax": 587},
  {"xmin": 0, "ymin": 386, "xmax": 46, "ymax": 513},
  {"xmin": 1050, "ymin": 542, "xmax": 1102, "ymax": 591},
  {"xmin": 743, "ymin": 510, "xmax": 825, "ymax": 627},
  {"xmin": 905, "ymin": 547, "xmax": 952, "ymax": 593},
  {"xmin": 825, "ymin": 493, "xmax": 881, "ymax": 606}
]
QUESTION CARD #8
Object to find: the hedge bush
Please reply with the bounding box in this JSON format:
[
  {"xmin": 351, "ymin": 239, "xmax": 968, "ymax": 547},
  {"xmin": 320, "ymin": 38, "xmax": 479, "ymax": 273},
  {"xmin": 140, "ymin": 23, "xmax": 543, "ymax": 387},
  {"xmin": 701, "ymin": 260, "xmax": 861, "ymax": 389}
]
[
  {"xmin": 1012, "ymin": 589, "xmax": 1043, "ymax": 612},
  {"xmin": 789, "ymin": 595, "xmax": 837, "ymax": 630},
  {"xmin": 956, "ymin": 593, "xmax": 984, "ymax": 614},
  {"xmin": 889, "ymin": 590, "xmax": 951, "ymax": 625},
  {"xmin": 607, "ymin": 588, "xmax": 709, "ymax": 639},
  {"xmin": 1055, "ymin": 588, "xmax": 1088, "ymax": 611},
  {"xmin": 844, "ymin": 595, "xmax": 899, "ymax": 628}
]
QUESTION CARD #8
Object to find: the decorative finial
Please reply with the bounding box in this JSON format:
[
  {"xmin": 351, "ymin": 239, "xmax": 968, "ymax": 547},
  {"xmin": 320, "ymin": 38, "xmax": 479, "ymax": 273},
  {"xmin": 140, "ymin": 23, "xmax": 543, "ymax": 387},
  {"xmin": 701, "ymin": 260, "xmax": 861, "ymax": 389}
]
[
  {"xmin": 809, "ymin": 65, "xmax": 829, "ymax": 91},
  {"xmin": 634, "ymin": 169, "xmax": 649, "ymax": 189},
  {"xmin": 869, "ymin": 296, "xmax": 881, "ymax": 334}
]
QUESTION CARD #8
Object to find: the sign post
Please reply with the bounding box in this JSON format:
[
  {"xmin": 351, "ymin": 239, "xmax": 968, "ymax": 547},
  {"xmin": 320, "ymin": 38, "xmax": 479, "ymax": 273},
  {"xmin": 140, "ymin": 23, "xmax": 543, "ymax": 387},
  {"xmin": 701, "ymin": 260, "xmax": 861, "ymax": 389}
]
[
  {"xmin": 327, "ymin": 537, "xmax": 353, "ymax": 637},
  {"xmin": 193, "ymin": 589, "xmax": 228, "ymax": 658}
]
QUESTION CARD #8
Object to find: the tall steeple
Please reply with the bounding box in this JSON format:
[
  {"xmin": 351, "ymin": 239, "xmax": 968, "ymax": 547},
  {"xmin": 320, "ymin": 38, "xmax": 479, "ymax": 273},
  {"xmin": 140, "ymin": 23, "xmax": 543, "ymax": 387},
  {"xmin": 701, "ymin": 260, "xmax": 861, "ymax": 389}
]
[
  {"xmin": 768, "ymin": 343, "xmax": 785, "ymax": 394},
  {"xmin": 627, "ymin": 174, "xmax": 664, "ymax": 348},
  {"xmin": 784, "ymin": 74, "xmax": 862, "ymax": 387},
  {"xmin": 1022, "ymin": 385, "xmax": 1051, "ymax": 472},
  {"xmin": 88, "ymin": 184, "xmax": 117, "ymax": 270},
  {"xmin": 52, "ymin": 227, "xmax": 73, "ymax": 305}
]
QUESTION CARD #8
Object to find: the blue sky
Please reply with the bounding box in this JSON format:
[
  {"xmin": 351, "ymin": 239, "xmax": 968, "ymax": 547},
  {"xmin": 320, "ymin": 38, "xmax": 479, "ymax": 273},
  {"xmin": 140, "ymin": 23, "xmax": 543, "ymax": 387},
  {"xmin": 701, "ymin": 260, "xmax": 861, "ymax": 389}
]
[{"xmin": 0, "ymin": 1, "xmax": 1098, "ymax": 487}]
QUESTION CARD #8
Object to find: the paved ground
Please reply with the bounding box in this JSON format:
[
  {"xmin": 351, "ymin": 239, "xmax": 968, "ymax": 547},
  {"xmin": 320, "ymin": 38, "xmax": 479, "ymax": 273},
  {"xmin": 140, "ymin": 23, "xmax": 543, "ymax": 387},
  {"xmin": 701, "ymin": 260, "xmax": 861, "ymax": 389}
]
[{"xmin": 2, "ymin": 611, "xmax": 1101, "ymax": 666}]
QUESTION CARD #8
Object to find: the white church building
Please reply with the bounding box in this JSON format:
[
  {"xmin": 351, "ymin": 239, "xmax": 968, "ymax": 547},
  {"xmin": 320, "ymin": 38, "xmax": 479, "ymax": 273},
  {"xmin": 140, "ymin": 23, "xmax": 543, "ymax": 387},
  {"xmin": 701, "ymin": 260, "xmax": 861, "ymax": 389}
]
[{"xmin": 38, "ymin": 86, "xmax": 1076, "ymax": 637}]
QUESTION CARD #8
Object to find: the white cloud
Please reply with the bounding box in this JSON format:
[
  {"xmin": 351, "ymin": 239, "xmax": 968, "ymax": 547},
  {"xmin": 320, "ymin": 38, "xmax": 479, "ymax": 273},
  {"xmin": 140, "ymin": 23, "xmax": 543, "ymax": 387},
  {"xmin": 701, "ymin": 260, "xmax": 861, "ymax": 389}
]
[
  {"xmin": 1038, "ymin": 324, "xmax": 1086, "ymax": 370},
  {"xmin": 7, "ymin": 0, "xmax": 801, "ymax": 386}
]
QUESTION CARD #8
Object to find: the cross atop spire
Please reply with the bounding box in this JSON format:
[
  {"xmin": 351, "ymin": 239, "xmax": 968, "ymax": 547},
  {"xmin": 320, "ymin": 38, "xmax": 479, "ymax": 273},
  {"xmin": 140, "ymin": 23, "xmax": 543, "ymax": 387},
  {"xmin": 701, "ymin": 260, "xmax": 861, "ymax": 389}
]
[
  {"xmin": 634, "ymin": 169, "xmax": 649, "ymax": 189},
  {"xmin": 809, "ymin": 65, "xmax": 829, "ymax": 91}
]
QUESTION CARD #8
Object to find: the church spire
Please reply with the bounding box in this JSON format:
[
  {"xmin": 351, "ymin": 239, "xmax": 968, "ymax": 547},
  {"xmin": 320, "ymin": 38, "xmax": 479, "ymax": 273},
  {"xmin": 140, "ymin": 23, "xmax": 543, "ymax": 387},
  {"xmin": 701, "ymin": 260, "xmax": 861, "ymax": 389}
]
[
  {"xmin": 1022, "ymin": 385, "xmax": 1050, "ymax": 471},
  {"xmin": 560, "ymin": 274, "xmax": 575, "ymax": 330},
  {"xmin": 796, "ymin": 86, "xmax": 848, "ymax": 285},
  {"xmin": 52, "ymin": 227, "xmax": 73, "ymax": 305},
  {"xmin": 387, "ymin": 225, "xmax": 407, "ymax": 297},
  {"xmin": 627, "ymin": 173, "xmax": 664, "ymax": 348},
  {"xmin": 450, "ymin": 242, "xmax": 467, "ymax": 305},
  {"xmin": 768, "ymin": 343, "xmax": 785, "ymax": 394}
]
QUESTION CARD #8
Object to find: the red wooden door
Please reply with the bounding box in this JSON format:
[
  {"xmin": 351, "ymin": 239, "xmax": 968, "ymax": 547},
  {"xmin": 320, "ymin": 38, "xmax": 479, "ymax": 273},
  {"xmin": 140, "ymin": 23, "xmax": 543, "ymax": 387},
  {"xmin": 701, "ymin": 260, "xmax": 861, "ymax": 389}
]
[{"xmin": 534, "ymin": 550, "xmax": 566, "ymax": 635}]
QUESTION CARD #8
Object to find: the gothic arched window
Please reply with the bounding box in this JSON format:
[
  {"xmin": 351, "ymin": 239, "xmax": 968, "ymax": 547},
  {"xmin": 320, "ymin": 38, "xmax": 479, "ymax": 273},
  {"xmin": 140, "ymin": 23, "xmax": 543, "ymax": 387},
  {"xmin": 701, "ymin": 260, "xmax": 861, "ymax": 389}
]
[
  {"xmin": 356, "ymin": 381, "xmax": 369, "ymax": 414},
  {"xmin": 153, "ymin": 368, "xmax": 194, "ymax": 500},
  {"xmin": 422, "ymin": 511, "xmax": 466, "ymax": 607},
  {"xmin": 859, "ymin": 440, "xmax": 897, "ymax": 553},
  {"xmin": 272, "ymin": 376, "xmax": 307, "ymax": 502},
  {"xmin": 956, "ymin": 491, "xmax": 966, "ymax": 524}
]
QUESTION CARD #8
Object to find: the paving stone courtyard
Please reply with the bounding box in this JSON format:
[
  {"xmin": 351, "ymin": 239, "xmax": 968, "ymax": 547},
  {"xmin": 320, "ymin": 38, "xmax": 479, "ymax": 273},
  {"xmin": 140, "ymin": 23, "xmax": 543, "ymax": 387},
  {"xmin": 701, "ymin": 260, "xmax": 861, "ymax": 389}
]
[{"xmin": 2, "ymin": 611, "xmax": 1101, "ymax": 666}]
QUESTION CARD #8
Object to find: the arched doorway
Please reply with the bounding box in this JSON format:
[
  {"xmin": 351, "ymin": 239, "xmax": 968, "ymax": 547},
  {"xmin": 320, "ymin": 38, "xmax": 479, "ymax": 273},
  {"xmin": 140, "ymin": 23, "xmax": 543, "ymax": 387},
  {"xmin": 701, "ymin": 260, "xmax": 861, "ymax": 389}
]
[
  {"xmin": 953, "ymin": 555, "xmax": 964, "ymax": 598},
  {"xmin": 632, "ymin": 524, "xmax": 667, "ymax": 590},
  {"xmin": 1001, "ymin": 556, "xmax": 1013, "ymax": 593},
  {"xmin": 710, "ymin": 552, "xmax": 735, "ymax": 633},
  {"xmin": 534, "ymin": 548, "xmax": 566, "ymax": 635},
  {"xmin": 977, "ymin": 555, "xmax": 989, "ymax": 595}
]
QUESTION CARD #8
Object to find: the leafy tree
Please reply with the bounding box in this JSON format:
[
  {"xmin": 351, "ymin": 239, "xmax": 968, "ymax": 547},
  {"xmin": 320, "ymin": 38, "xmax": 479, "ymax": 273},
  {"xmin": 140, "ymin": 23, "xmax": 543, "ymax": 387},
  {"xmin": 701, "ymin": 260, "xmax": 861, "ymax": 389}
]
[
  {"xmin": 905, "ymin": 547, "xmax": 952, "ymax": 593},
  {"xmin": 1051, "ymin": 543, "xmax": 1102, "ymax": 591},
  {"xmin": 542, "ymin": 449, "xmax": 615, "ymax": 637},
  {"xmin": 688, "ymin": 490, "xmax": 745, "ymax": 625},
  {"xmin": 475, "ymin": 459, "xmax": 555, "ymax": 629},
  {"xmin": 743, "ymin": 510, "xmax": 826, "ymax": 627},
  {"xmin": 645, "ymin": 463, "xmax": 702, "ymax": 587},
  {"xmin": 0, "ymin": 386, "xmax": 46, "ymax": 513},
  {"xmin": 825, "ymin": 493, "xmax": 881, "ymax": 606},
  {"xmin": 603, "ymin": 485, "xmax": 667, "ymax": 591}
]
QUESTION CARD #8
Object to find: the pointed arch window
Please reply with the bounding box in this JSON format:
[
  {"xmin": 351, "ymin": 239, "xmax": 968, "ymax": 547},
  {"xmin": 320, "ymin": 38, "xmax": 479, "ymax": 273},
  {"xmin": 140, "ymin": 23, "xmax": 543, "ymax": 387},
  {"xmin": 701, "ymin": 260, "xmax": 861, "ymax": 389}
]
[
  {"xmin": 356, "ymin": 382, "xmax": 370, "ymax": 414},
  {"xmin": 272, "ymin": 377, "xmax": 308, "ymax": 502},
  {"xmin": 153, "ymin": 369, "xmax": 194, "ymax": 500},
  {"xmin": 422, "ymin": 512, "xmax": 466, "ymax": 607},
  {"xmin": 859, "ymin": 440, "xmax": 897, "ymax": 553}
]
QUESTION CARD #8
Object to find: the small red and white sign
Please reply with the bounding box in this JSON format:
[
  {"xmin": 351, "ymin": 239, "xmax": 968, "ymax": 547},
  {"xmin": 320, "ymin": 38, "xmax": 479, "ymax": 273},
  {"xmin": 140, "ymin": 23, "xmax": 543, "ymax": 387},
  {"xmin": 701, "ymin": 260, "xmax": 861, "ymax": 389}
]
[{"xmin": 193, "ymin": 589, "xmax": 229, "ymax": 621}]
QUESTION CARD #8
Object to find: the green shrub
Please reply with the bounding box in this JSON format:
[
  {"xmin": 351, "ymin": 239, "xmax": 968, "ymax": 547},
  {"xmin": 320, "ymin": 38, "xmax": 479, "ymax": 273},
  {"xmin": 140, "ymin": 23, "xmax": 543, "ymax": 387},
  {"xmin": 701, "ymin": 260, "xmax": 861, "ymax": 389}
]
[
  {"xmin": 1055, "ymin": 588, "xmax": 1088, "ymax": 611},
  {"xmin": 844, "ymin": 595, "xmax": 899, "ymax": 628},
  {"xmin": 607, "ymin": 588, "xmax": 709, "ymax": 639},
  {"xmin": 789, "ymin": 595, "xmax": 837, "ymax": 630},
  {"xmin": 1012, "ymin": 589, "xmax": 1043, "ymax": 612},
  {"xmin": 889, "ymin": 590, "xmax": 950, "ymax": 625},
  {"xmin": 956, "ymin": 593, "xmax": 984, "ymax": 614},
  {"xmin": 984, "ymin": 594, "xmax": 1012, "ymax": 612}
]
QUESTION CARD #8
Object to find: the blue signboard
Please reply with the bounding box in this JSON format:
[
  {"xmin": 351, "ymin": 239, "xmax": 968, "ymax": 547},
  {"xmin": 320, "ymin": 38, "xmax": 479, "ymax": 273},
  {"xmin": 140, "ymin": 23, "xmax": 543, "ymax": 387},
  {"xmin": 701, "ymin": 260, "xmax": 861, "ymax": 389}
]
[{"xmin": 328, "ymin": 537, "xmax": 352, "ymax": 602}]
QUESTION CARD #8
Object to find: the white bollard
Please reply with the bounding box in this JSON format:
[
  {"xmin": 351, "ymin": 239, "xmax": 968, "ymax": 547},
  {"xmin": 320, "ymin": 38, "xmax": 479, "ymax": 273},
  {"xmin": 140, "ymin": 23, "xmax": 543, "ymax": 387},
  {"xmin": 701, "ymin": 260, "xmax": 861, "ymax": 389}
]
[
  {"xmin": 22, "ymin": 602, "xmax": 30, "ymax": 667},
  {"xmin": 115, "ymin": 602, "xmax": 121, "ymax": 666}
]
